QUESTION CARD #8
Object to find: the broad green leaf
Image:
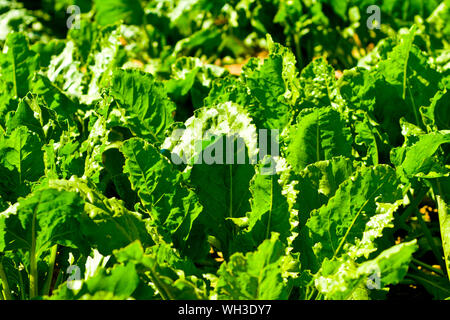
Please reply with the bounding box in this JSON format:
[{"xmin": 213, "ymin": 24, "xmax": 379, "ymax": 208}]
[
  {"xmin": 340, "ymin": 27, "xmax": 443, "ymax": 147},
  {"xmin": 294, "ymin": 156, "xmax": 354, "ymax": 225},
  {"xmin": 315, "ymin": 240, "xmax": 418, "ymax": 300},
  {"xmin": 231, "ymin": 157, "xmax": 292, "ymax": 252},
  {"xmin": 6, "ymin": 94, "xmax": 45, "ymax": 141},
  {"xmin": 83, "ymin": 263, "xmax": 140, "ymax": 298},
  {"xmin": 306, "ymin": 165, "xmax": 405, "ymax": 262},
  {"xmin": 6, "ymin": 93, "xmax": 63, "ymax": 143},
  {"xmin": 31, "ymin": 74, "xmax": 79, "ymax": 122},
  {"xmin": 216, "ymin": 234, "xmax": 292, "ymax": 300},
  {"xmin": 109, "ymin": 69, "xmax": 176, "ymax": 143},
  {"xmin": 0, "ymin": 126, "xmax": 44, "ymax": 202},
  {"xmin": 190, "ymin": 160, "xmax": 255, "ymax": 256},
  {"xmin": 297, "ymin": 57, "xmax": 340, "ymax": 110},
  {"xmin": 359, "ymin": 240, "xmax": 417, "ymax": 285},
  {"xmin": 0, "ymin": 188, "xmax": 87, "ymax": 272},
  {"xmin": 113, "ymin": 241, "xmax": 208, "ymax": 299},
  {"xmin": 203, "ymin": 76, "xmax": 258, "ymax": 118},
  {"xmin": 121, "ymin": 138, "xmax": 202, "ymax": 250},
  {"xmin": 0, "ymin": 33, "xmax": 39, "ymax": 98},
  {"xmin": 379, "ymin": 27, "xmax": 441, "ymax": 113},
  {"xmin": 47, "ymin": 178, "xmax": 154, "ymax": 255},
  {"xmin": 94, "ymin": 0, "xmax": 144, "ymax": 26},
  {"xmin": 437, "ymin": 196, "xmax": 450, "ymax": 279},
  {"xmin": 290, "ymin": 156, "xmax": 354, "ymax": 272},
  {"xmin": 241, "ymin": 34, "xmax": 299, "ymax": 129},
  {"xmin": 286, "ymin": 107, "xmax": 352, "ymax": 171},
  {"xmin": 420, "ymin": 89, "xmax": 450, "ymax": 132},
  {"xmin": 391, "ymin": 130, "xmax": 450, "ymax": 178}
]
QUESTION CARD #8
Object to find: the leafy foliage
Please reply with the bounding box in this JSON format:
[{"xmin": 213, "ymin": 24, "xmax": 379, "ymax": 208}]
[{"xmin": 0, "ymin": 0, "xmax": 448, "ymax": 301}]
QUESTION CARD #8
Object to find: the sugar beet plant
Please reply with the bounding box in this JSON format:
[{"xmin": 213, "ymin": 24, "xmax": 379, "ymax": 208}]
[{"xmin": 0, "ymin": 0, "xmax": 449, "ymax": 300}]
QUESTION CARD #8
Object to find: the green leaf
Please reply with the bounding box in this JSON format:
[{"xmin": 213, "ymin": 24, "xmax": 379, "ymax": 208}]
[
  {"xmin": 113, "ymin": 241, "xmax": 208, "ymax": 299},
  {"xmin": 0, "ymin": 188, "xmax": 86, "ymax": 255},
  {"xmin": 0, "ymin": 33, "xmax": 39, "ymax": 98},
  {"xmin": 315, "ymin": 240, "xmax": 418, "ymax": 300},
  {"xmin": 94, "ymin": 0, "xmax": 144, "ymax": 26},
  {"xmin": 216, "ymin": 234, "xmax": 292, "ymax": 300},
  {"xmin": 378, "ymin": 26, "xmax": 441, "ymax": 126},
  {"xmin": 47, "ymin": 178, "xmax": 154, "ymax": 256},
  {"xmin": 235, "ymin": 157, "xmax": 291, "ymax": 250},
  {"xmin": 286, "ymin": 107, "xmax": 352, "ymax": 171},
  {"xmin": 189, "ymin": 142, "xmax": 255, "ymax": 256},
  {"xmin": 391, "ymin": 130, "xmax": 450, "ymax": 178},
  {"xmin": 291, "ymin": 156, "xmax": 354, "ymax": 272},
  {"xmin": 420, "ymin": 89, "xmax": 450, "ymax": 132},
  {"xmin": 354, "ymin": 115, "xmax": 385, "ymax": 166},
  {"xmin": 241, "ymin": 34, "xmax": 299, "ymax": 129},
  {"xmin": 358, "ymin": 240, "xmax": 418, "ymax": 286},
  {"xmin": 297, "ymin": 57, "xmax": 340, "ymax": 110},
  {"xmin": 294, "ymin": 156, "xmax": 354, "ymax": 225},
  {"xmin": 0, "ymin": 126, "xmax": 44, "ymax": 202},
  {"xmin": 6, "ymin": 94, "xmax": 45, "ymax": 141},
  {"xmin": 437, "ymin": 196, "xmax": 450, "ymax": 279},
  {"xmin": 84, "ymin": 262, "xmax": 140, "ymax": 298},
  {"xmin": 109, "ymin": 69, "xmax": 176, "ymax": 143},
  {"xmin": 43, "ymin": 133, "xmax": 85, "ymax": 180},
  {"xmin": 0, "ymin": 187, "xmax": 87, "ymax": 298},
  {"xmin": 31, "ymin": 74, "xmax": 79, "ymax": 122},
  {"xmin": 204, "ymin": 75, "xmax": 256, "ymax": 111},
  {"xmin": 121, "ymin": 138, "xmax": 202, "ymax": 250},
  {"xmin": 306, "ymin": 165, "xmax": 405, "ymax": 262}
]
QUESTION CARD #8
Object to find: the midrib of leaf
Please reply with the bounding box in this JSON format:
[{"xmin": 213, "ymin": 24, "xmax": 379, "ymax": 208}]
[
  {"xmin": 255, "ymin": 265, "xmax": 264, "ymax": 299},
  {"xmin": 147, "ymin": 265, "xmax": 175, "ymax": 300},
  {"xmin": 402, "ymin": 27, "xmax": 416, "ymax": 100},
  {"xmin": 324, "ymin": 72, "xmax": 333, "ymax": 105},
  {"xmin": 0, "ymin": 260, "xmax": 12, "ymax": 300},
  {"xmin": 29, "ymin": 194, "xmax": 40, "ymax": 298},
  {"xmin": 407, "ymin": 83, "xmax": 420, "ymax": 127},
  {"xmin": 315, "ymin": 111, "xmax": 320, "ymax": 163},
  {"xmin": 18, "ymin": 133, "xmax": 22, "ymax": 186},
  {"xmin": 437, "ymin": 195, "xmax": 450, "ymax": 280},
  {"xmin": 332, "ymin": 174, "xmax": 390, "ymax": 258},
  {"xmin": 11, "ymin": 44, "xmax": 18, "ymax": 97},
  {"xmin": 265, "ymin": 175, "xmax": 274, "ymax": 240},
  {"xmin": 229, "ymin": 165, "xmax": 233, "ymax": 219}
]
